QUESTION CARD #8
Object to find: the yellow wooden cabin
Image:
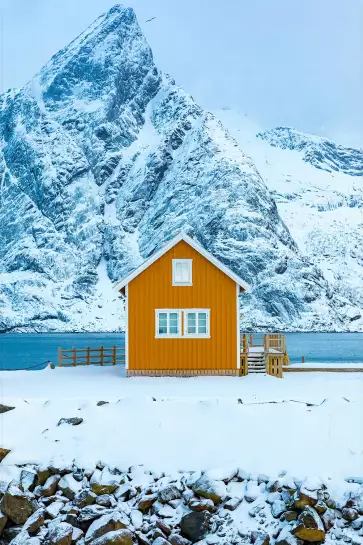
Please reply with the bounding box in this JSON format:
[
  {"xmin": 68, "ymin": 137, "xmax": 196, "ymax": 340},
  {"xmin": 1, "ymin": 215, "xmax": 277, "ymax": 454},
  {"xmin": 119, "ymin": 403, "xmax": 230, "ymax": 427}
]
[{"xmin": 113, "ymin": 233, "xmax": 285, "ymax": 377}]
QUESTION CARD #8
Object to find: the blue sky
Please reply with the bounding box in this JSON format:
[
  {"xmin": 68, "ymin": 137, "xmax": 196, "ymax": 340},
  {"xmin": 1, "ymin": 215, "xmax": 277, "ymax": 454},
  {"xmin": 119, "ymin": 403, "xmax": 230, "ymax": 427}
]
[{"xmin": 1, "ymin": 0, "xmax": 362, "ymax": 146}]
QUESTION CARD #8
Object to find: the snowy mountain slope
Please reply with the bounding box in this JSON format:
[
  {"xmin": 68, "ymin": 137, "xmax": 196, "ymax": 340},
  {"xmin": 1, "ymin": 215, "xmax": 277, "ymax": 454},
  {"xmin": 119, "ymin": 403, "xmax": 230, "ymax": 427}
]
[
  {"xmin": 215, "ymin": 110, "xmax": 363, "ymax": 327},
  {"xmin": 0, "ymin": 5, "xmax": 361, "ymax": 333},
  {"xmin": 257, "ymin": 126, "xmax": 363, "ymax": 176}
]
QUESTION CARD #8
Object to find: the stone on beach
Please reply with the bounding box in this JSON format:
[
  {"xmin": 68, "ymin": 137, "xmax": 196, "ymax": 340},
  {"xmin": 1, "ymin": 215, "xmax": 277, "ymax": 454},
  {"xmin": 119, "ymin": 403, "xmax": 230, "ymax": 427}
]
[
  {"xmin": 180, "ymin": 510, "xmax": 210, "ymax": 543},
  {"xmin": 49, "ymin": 522, "xmax": 73, "ymax": 545},
  {"xmin": 292, "ymin": 506, "xmax": 326, "ymax": 542},
  {"xmin": 0, "ymin": 485, "xmax": 35, "ymax": 525},
  {"xmin": 90, "ymin": 468, "xmax": 121, "ymax": 495},
  {"xmin": 192, "ymin": 475, "xmax": 226, "ymax": 504}
]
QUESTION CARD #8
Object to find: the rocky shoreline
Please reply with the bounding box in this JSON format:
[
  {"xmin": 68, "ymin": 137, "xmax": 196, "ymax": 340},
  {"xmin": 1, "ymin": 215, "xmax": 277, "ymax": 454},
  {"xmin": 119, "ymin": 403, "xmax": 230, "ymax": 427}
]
[{"xmin": 1, "ymin": 463, "xmax": 362, "ymax": 545}]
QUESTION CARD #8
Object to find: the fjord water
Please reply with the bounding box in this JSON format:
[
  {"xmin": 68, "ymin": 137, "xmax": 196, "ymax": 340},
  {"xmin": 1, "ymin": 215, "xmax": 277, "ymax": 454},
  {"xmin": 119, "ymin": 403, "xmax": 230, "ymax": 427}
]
[{"xmin": 0, "ymin": 333, "xmax": 362, "ymax": 371}]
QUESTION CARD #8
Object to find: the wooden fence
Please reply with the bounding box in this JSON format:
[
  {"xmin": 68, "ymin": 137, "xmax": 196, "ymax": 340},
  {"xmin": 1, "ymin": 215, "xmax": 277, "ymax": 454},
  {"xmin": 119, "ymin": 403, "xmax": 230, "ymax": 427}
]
[
  {"xmin": 242, "ymin": 333, "xmax": 289, "ymax": 366},
  {"xmin": 58, "ymin": 346, "xmax": 125, "ymax": 367}
]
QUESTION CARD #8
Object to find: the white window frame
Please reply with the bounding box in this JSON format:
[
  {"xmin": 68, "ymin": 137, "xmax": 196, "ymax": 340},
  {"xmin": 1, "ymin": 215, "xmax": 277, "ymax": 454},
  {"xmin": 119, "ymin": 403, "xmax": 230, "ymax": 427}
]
[
  {"xmin": 183, "ymin": 309, "xmax": 210, "ymax": 338},
  {"xmin": 172, "ymin": 259, "xmax": 193, "ymax": 286},
  {"xmin": 155, "ymin": 309, "xmax": 182, "ymax": 338}
]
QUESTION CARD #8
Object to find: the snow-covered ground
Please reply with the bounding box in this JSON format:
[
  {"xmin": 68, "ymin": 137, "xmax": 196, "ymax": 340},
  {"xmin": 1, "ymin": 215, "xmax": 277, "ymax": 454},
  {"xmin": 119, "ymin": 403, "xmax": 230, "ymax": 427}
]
[{"xmin": 1, "ymin": 367, "xmax": 362, "ymax": 483}]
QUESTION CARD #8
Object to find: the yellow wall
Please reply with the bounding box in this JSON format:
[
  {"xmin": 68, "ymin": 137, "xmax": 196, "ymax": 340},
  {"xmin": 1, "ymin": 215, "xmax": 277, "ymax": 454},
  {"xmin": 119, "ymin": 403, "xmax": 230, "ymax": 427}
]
[{"xmin": 127, "ymin": 240, "xmax": 239, "ymax": 372}]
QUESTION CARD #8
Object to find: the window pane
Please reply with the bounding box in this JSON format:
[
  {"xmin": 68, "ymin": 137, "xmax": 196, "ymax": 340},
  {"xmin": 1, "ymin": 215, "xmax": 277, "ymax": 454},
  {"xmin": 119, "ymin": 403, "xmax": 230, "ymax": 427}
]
[
  {"xmin": 169, "ymin": 312, "xmax": 179, "ymax": 334},
  {"xmin": 182, "ymin": 261, "xmax": 190, "ymax": 282},
  {"xmin": 158, "ymin": 313, "xmax": 167, "ymax": 334},
  {"xmin": 187, "ymin": 312, "xmax": 196, "ymax": 334},
  {"xmin": 174, "ymin": 262, "xmax": 183, "ymax": 282},
  {"xmin": 198, "ymin": 312, "xmax": 207, "ymax": 334}
]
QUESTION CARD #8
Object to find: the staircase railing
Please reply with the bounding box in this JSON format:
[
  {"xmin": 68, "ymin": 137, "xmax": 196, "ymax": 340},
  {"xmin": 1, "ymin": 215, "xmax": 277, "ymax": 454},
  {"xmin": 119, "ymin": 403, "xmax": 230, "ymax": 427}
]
[{"xmin": 240, "ymin": 333, "xmax": 288, "ymax": 378}]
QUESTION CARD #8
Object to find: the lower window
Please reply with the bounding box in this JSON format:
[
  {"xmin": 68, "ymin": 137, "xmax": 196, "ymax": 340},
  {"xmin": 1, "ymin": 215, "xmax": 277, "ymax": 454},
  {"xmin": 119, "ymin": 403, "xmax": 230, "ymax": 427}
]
[
  {"xmin": 155, "ymin": 309, "xmax": 210, "ymax": 338},
  {"xmin": 184, "ymin": 310, "xmax": 210, "ymax": 337},
  {"xmin": 155, "ymin": 310, "xmax": 181, "ymax": 337}
]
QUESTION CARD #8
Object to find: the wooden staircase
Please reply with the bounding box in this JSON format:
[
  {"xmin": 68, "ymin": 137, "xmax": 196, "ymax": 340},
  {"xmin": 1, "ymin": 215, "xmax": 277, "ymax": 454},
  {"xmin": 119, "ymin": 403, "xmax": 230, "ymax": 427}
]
[
  {"xmin": 240, "ymin": 333, "xmax": 288, "ymax": 378},
  {"xmin": 247, "ymin": 349, "xmax": 266, "ymax": 374}
]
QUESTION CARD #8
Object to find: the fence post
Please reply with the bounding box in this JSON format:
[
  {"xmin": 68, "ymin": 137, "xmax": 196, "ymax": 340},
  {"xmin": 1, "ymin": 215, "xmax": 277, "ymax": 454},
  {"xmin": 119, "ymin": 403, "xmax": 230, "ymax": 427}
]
[
  {"xmin": 100, "ymin": 346, "xmax": 104, "ymax": 366},
  {"xmin": 264, "ymin": 334, "xmax": 270, "ymax": 354},
  {"xmin": 72, "ymin": 347, "xmax": 76, "ymax": 367},
  {"xmin": 243, "ymin": 333, "xmax": 248, "ymax": 353},
  {"xmin": 58, "ymin": 348, "xmax": 62, "ymax": 367},
  {"xmin": 86, "ymin": 347, "xmax": 90, "ymax": 365},
  {"xmin": 112, "ymin": 346, "xmax": 116, "ymax": 365}
]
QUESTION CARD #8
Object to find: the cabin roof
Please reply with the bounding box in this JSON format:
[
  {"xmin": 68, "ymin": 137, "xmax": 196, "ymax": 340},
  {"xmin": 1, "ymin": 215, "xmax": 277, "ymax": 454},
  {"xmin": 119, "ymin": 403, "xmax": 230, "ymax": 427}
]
[{"xmin": 113, "ymin": 233, "xmax": 251, "ymax": 292}]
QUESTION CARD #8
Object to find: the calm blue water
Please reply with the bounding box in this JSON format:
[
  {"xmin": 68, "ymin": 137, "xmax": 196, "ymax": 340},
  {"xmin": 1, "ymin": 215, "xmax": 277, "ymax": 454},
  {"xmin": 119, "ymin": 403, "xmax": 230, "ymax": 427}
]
[
  {"xmin": 0, "ymin": 333, "xmax": 125, "ymax": 371},
  {"xmin": 0, "ymin": 332, "xmax": 362, "ymax": 371}
]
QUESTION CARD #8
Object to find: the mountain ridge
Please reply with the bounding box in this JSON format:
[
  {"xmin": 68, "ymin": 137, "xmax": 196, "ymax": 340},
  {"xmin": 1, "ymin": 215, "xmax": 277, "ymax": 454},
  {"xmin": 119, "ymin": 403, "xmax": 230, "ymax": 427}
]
[{"xmin": 257, "ymin": 126, "xmax": 363, "ymax": 176}]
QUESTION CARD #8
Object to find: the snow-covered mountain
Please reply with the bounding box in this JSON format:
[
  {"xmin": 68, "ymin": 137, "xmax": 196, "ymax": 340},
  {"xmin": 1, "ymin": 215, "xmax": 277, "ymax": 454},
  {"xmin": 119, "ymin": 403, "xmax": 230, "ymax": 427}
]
[
  {"xmin": 215, "ymin": 110, "xmax": 363, "ymax": 329},
  {"xmin": 0, "ymin": 5, "xmax": 362, "ymax": 332},
  {"xmin": 257, "ymin": 126, "xmax": 363, "ymax": 176}
]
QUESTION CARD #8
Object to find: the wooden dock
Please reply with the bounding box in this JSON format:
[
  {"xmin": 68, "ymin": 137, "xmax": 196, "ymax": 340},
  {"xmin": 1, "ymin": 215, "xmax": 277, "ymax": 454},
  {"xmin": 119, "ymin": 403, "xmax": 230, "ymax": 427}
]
[{"xmin": 284, "ymin": 364, "xmax": 363, "ymax": 373}]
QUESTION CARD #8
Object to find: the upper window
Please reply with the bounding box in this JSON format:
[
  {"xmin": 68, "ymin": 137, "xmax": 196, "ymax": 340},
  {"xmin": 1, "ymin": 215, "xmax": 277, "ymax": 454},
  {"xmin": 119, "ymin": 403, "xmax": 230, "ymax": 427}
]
[
  {"xmin": 184, "ymin": 310, "xmax": 210, "ymax": 337},
  {"xmin": 172, "ymin": 259, "xmax": 192, "ymax": 286},
  {"xmin": 155, "ymin": 310, "xmax": 181, "ymax": 337}
]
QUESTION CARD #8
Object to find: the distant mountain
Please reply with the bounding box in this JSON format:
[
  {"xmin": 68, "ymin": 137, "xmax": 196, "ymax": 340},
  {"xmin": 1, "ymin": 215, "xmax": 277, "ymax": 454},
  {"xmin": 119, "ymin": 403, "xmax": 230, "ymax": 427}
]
[
  {"xmin": 257, "ymin": 127, "xmax": 363, "ymax": 176},
  {"xmin": 216, "ymin": 110, "xmax": 363, "ymax": 331},
  {"xmin": 0, "ymin": 5, "xmax": 361, "ymax": 332}
]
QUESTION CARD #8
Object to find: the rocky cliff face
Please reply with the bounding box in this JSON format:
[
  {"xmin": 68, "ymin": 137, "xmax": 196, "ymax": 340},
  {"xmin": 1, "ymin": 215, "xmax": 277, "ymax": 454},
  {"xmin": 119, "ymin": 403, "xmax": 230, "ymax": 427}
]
[{"xmin": 0, "ymin": 5, "xmax": 361, "ymax": 332}]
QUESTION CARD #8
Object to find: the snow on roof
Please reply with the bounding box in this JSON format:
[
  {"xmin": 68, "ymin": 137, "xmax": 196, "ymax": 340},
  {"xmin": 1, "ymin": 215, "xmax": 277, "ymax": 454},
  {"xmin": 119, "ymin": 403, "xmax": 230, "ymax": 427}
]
[{"xmin": 113, "ymin": 233, "xmax": 251, "ymax": 292}]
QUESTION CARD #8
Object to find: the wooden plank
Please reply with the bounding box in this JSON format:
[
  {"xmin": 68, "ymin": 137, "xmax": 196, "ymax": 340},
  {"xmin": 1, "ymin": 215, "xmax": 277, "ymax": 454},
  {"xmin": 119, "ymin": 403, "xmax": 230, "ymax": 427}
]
[
  {"xmin": 61, "ymin": 352, "xmax": 124, "ymax": 360},
  {"xmin": 61, "ymin": 347, "xmax": 125, "ymax": 354},
  {"xmin": 58, "ymin": 347, "xmax": 62, "ymax": 367},
  {"xmin": 283, "ymin": 367, "xmax": 363, "ymax": 373},
  {"xmin": 127, "ymin": 369, "xmax": 239, "ymax": 377}
]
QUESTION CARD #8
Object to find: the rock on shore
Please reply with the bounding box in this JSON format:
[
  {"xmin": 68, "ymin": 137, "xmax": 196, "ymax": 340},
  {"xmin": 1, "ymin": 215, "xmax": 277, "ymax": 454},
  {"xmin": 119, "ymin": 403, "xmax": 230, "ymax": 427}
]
[{"xmin": 0, "ymin": 464, "xmax": 362, "ymax": 545}]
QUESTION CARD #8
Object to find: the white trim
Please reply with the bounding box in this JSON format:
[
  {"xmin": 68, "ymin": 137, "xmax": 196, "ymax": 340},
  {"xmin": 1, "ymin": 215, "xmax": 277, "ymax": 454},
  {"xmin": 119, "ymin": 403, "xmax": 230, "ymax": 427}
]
[
  {"xmin": 236, "ymin": 284, "xmax": 240, "ymax": 369},
  {"xmin": 184, "ymin": 309, "xmax": 210, "ymax": 338},
  {"xmin": 125, "ymin": 285, "xmax": 128, "ymax": 370},
  {"xmin": 172, "ymin": 259, "xmax": 193, "ymax": 286},
  {"xmin": 155, "ymin": 309, "xmax": 182, "ymax": 338},
  {"xmin": 113, "ymin": 233, "xmax": 250, "ymax": 292}
]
